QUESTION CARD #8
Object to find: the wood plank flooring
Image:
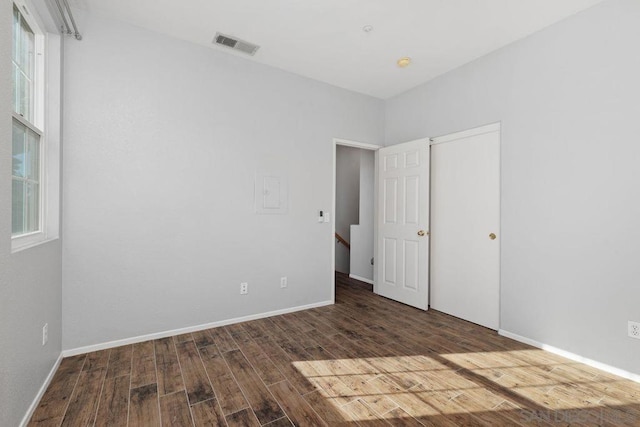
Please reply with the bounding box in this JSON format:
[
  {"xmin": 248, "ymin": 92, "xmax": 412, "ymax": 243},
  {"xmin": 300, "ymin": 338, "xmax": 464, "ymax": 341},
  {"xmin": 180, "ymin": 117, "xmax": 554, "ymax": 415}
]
[{"xmin": 29, "ymin": 273, "xmax": 640, "ymax": 426}]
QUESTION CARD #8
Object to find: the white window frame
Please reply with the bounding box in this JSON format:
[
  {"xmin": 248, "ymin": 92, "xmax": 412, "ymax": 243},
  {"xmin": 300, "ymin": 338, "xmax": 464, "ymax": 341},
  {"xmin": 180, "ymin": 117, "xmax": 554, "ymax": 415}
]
[{"xmin": 11, "ymin": 0, "xmax": 61, "ymax": 253}]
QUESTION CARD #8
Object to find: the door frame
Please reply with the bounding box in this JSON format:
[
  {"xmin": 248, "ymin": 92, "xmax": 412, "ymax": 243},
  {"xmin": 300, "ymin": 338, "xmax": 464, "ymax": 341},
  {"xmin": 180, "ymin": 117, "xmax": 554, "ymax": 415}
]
[{"xmin": 331, "ymin": 138, "xmax": 382, "ymax": 303}]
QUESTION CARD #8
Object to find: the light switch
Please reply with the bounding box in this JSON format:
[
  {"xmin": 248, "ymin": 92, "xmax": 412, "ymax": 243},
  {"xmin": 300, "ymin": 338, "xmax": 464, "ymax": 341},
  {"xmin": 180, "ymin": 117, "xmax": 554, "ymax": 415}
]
[{"xmin": 324, "ymin": 213, "xmax": 331, "ymax": 223}]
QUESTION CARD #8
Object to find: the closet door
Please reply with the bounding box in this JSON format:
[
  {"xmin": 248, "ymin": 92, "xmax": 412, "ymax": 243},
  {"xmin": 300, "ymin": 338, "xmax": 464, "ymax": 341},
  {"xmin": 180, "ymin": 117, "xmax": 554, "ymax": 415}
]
[{"xmin": 430, "ymin": 125, "xmax": 500, "ymax": 329}]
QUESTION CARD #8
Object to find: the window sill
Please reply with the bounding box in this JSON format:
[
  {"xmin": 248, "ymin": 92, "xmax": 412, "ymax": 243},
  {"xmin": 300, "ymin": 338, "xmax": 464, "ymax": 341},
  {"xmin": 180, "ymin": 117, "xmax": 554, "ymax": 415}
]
[{"xmin": 11, "ymin": 232, "xmax": 58, "ymax": 253}]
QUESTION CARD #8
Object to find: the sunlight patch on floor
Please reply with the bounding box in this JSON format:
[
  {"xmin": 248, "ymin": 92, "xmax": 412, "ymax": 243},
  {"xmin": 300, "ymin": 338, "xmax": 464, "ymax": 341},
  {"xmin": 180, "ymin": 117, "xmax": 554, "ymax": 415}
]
[{"xmin": 290, "ymin": 351, "xmax": 640, "ymax": 423}]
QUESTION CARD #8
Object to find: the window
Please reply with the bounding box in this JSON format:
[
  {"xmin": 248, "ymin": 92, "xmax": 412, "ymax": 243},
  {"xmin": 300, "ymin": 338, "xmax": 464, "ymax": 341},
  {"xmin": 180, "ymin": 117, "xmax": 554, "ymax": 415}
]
[
  {"xmin": 12, "ymin": 120, "xmax": 40, "ymax": 235},
  {"xmin": 12, "ymin": 5, "xmax": 35, "ymax": 120},
  {"xmin": 10, "ymin": 1, "xmax": 60, "ymax": 252},
  {"xmin": 12, "ymin": 4, "xmax": 42, "ymax": 237}
]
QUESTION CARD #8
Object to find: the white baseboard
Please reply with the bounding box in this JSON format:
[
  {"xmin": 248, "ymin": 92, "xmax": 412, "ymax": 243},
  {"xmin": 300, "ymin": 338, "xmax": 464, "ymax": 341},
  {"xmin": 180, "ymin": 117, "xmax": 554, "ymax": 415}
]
[
  {"xmin": 348, "ymin": 274, "xmax": 374, "ymax": 285},
  {"xmin": 62, "ymin": 300, "xmax": 333, "ymax": 357},
  {"xmin": 20, "ymin": 353, "xmax": 63, "ymax": 427},
  {"xmin": 499, "ymin": 329, "xmax": 640, "ymax": 384}
]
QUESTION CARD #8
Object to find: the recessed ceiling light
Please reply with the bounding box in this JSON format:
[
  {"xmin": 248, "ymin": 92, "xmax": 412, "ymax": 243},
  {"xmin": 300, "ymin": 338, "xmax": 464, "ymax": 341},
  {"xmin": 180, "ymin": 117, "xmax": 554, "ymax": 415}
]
[
  {"xmin": 362, "ymin": 25, "xmax": 373, "ymax": 33},
  {"xmin": 397, "ymin": 57, "xmax": 411, "ymax": 68}
]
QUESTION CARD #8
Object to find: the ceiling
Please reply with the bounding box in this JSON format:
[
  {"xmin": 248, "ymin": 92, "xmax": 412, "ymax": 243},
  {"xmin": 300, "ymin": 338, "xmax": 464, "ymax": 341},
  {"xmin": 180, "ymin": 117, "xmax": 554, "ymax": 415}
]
[{"xmin": 69, "ymin": 0, "xmax": 604, "ymax": 99}]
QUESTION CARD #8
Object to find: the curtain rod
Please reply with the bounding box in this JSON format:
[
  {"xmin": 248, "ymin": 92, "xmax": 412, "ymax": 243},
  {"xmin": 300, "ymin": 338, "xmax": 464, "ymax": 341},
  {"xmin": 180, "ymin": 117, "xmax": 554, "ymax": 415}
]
[{"xmin": 53, "ymin": 0, "xmax": 82, "ymax": 40}]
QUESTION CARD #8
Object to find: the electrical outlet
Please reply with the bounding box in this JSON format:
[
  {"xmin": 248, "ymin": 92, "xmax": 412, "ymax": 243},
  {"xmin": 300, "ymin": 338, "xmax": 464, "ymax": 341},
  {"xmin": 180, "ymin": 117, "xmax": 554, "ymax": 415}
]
[
  {"xmin": 280, "ymin": 277, "xmax": 288, "ymax": 288},
  {"xmin": 240, "ymin": 282, "xmax": 248, "ymax": 295},
  {"xmin": 629, "ymin": 321, "xmax": 640, "ymax": 339},
  {"xmin": 42, "ymin": 323, "xmax": 48, "ymax": 346}
]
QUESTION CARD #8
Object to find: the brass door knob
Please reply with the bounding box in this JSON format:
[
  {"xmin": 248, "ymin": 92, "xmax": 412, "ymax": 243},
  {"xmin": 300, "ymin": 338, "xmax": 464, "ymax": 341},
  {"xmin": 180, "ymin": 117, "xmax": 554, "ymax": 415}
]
[
  {"xmin": 418, "ymin": 230, "xmax": 427, "ymax": 237},
  {"xmin": 489, "ymin": 233, "xmax": 497, "ymax": 240}
]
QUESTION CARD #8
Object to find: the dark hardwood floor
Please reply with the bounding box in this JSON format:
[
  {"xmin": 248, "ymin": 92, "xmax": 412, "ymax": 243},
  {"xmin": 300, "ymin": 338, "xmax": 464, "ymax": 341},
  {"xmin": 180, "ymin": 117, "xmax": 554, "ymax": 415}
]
[{"xmin": 28, "ymin": 273, "xmax": 640, "ymax": 426}]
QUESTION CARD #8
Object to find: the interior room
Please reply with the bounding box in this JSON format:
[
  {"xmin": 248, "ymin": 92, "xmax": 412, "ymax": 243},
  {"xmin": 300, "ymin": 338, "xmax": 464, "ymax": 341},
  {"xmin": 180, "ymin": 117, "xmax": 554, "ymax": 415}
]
[{"xmin": 1, "ymin": 0, "xmax": 639, "ymax": 425}]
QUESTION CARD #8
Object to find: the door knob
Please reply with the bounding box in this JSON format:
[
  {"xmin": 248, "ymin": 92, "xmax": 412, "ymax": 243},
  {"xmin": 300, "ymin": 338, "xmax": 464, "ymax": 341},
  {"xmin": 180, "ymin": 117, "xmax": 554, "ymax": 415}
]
[
  {"xmin": 418, "ymin": 230, "xmax": 428, "ymax": 237},
  {"xmin": 489, "ymin": 233, "xmax": 497, "ymax": 240}
]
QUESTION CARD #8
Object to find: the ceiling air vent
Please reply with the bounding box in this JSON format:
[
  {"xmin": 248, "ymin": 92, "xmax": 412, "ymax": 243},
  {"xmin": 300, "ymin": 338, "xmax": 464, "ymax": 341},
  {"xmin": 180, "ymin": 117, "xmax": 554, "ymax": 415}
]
[{"xmin": 213, "ymin": 32, "xmax": 260, "ymax": 56}]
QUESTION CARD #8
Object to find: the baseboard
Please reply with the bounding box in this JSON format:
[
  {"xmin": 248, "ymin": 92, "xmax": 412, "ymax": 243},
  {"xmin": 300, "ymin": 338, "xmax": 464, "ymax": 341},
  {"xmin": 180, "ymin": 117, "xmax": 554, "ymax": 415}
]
[
  {"xmin": 348, "ymin": 274, "xmax": 374, "ymax": 285},
  {"xmin": 499, "ymin": 329, "xmax": 640, "ymax": 384},
  {"xmin": 62, "ymin": 300, "xmax": 333, "ymax": 357},
  {"xmin": 19, "ymin": 353, "xmax": 63, "ymax": 427}
]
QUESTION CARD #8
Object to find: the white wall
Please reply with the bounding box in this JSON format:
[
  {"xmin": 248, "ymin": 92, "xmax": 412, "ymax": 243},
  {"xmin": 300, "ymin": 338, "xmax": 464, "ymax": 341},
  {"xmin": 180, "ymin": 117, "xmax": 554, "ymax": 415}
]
[
  {"xmin": 386, "ymin": 0, "xmax": 640, "ymax": 375},
  {"xmin": 0, "ymin": 1, "xmax": 63, "ymax": 425},
  {"xmin": 62, "ymin": 11, "xmax": 384, "ymax": 350},
  {"xmin": 335, "ymin": 146, "xmax": 361, "ymax": 274},
  {"xmin": 350, "ymin": 149, "xmax": 375, "ymax": 281}
]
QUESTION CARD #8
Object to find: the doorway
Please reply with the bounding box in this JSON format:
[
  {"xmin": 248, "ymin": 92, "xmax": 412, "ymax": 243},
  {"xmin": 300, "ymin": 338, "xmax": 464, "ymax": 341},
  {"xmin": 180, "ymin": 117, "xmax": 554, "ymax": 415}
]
[{"xmin": 331, "ymin": 139, "xmax": 381, "ymax": 303}]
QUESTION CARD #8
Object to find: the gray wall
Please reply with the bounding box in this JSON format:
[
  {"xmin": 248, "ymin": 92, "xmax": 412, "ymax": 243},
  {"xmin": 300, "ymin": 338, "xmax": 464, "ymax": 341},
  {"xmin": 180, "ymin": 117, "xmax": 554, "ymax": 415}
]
[
  {"xmin": 386, "ymin": 0, "xmax": 640, "ymax": 375},
  {"xmin": 335, "ymin": 145, "xmax": 361, "ymax": 274},
  {"xmin": 62, "ymin": 11, "xmax": 384, "ymax": 350},
  {"xmin": 0, "ymin": 1, "xmax": 63, "ymax": 425}
]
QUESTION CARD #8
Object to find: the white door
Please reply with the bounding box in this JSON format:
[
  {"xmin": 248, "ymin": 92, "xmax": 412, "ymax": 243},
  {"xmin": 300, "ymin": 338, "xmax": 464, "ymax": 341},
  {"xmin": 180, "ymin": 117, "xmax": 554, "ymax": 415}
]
[
  {"xmin": 430, "ymin": 124, "xmax": 500, "ymax": 329},
  {"xmin": 375, "ymin": 139, "xmax": 430, "ymax": 310}
]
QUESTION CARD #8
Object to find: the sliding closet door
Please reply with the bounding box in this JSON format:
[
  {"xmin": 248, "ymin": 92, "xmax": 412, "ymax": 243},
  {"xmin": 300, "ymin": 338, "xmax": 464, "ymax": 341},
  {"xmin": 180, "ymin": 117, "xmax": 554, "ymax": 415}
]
[{"xmin": 430, "ymin": 124, "xmax": 500, "ymax": 330}]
